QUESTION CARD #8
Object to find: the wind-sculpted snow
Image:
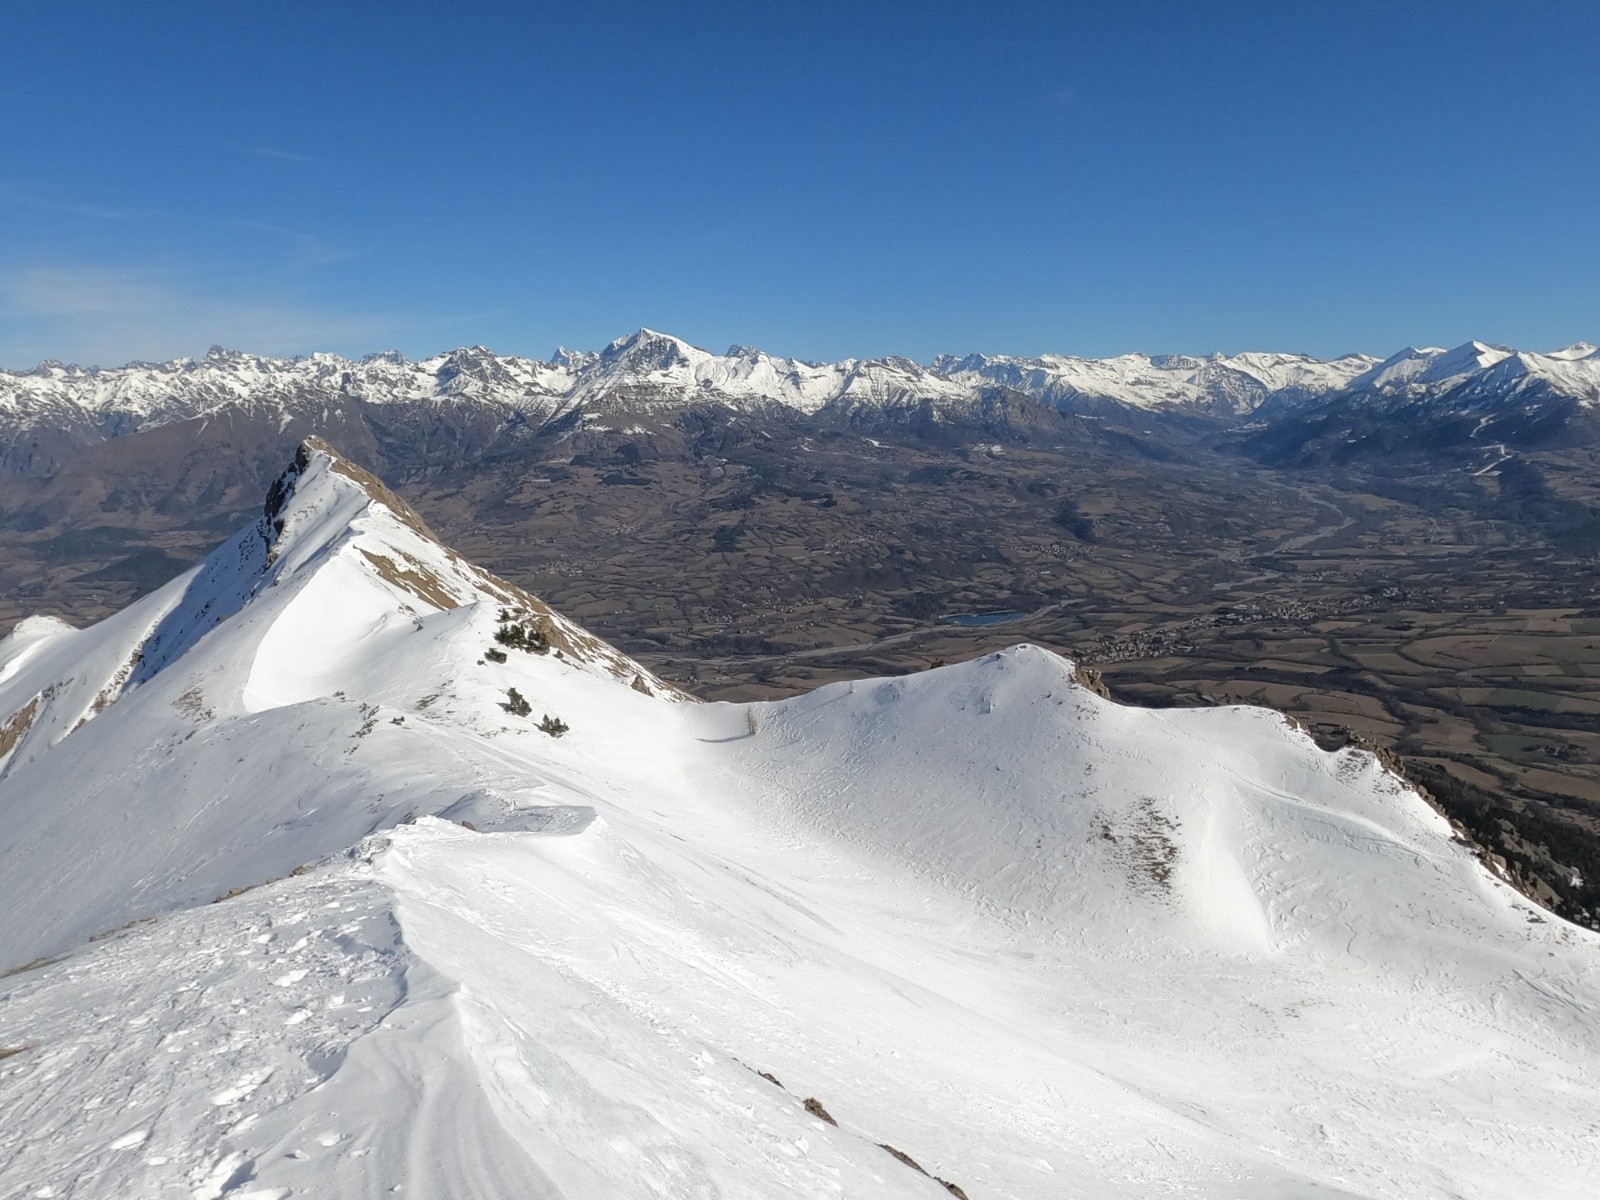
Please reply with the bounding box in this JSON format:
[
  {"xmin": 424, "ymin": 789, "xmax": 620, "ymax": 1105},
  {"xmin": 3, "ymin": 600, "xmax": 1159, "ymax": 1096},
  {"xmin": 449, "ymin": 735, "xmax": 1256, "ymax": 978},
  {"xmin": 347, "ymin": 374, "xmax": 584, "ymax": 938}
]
[
  {"xmin": 0, "ymin": 873, "xmax": 558, "ymax": 1200},
  {"xmin": 2, "ymin": 441, "xmax": 1597, "ymax": 1198}
]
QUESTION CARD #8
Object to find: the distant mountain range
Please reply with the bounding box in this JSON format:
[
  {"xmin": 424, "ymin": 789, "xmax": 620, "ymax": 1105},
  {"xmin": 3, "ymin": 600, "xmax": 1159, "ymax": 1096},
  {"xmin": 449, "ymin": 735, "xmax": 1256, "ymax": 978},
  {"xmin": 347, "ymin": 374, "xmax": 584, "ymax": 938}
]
[
  {"xmin": 3, "ymin": 330, "xmax": 1596, "ymax": 476},
  {"xmin": 1235, "ymin": 340, "xmax": 1600, "ymax": 465}
]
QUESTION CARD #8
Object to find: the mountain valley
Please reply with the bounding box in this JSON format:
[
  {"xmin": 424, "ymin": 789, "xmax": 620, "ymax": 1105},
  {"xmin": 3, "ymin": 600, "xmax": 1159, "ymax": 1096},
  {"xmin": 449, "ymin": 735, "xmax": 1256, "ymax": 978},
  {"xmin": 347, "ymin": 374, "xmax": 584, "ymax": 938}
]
[{"xmin": 4, "ymin": 332, "xmax": 1599, "ymax": 929}]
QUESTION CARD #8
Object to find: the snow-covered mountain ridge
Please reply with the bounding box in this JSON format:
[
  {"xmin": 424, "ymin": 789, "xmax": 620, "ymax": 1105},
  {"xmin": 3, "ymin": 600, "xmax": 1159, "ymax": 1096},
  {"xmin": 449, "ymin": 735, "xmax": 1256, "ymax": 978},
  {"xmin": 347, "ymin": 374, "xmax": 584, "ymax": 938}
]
[
  {"xmin": 1, "ymin": 439, "xmax": 1596, "ymax": 1198},
  {"xmin": 2, "ymin": 329, "xmax": 1376, "ymax": 423},
  {"xmin": 1230, "ymin": 338, "xmax": 1600, "ymax": 465},
  {"xmin": 6, "ymin": 330, "xmax": 1592, "ymax": 437}
]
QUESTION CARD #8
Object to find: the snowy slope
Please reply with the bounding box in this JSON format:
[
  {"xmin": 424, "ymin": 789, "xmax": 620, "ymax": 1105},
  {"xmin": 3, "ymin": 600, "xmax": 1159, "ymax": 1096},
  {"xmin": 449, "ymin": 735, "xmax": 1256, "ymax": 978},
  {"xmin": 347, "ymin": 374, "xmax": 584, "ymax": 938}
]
[
  {"xmin": 2, "ymin": 440, "xmax": 1598, "ymax": 1199},
  {"xmin": 566, "ymin": 330, "xmax": 978, "ymax": 415},
  {"xmin": 932, "ymin": 348, "xmax": 1381, "ymax": 415},
  {"xmin": 0, "ymin": 437, "xmax": 679, "ymax": 964},
  {"xmin": 0, "ymin": 345, "xmax": 572, "ymax": 425},
  {"xmin": 1345, "ymin": 340, "xmax": 1600, "ymax": 405},
  {"xmin": 1235, "ymin": 339, "xmax": 1600, "ymax": 462}
]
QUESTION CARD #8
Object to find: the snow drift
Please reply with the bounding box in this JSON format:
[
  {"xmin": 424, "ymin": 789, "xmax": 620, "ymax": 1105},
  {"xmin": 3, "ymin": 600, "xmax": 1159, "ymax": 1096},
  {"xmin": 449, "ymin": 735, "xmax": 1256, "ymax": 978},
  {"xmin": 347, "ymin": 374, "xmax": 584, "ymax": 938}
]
[{"xmin": 0, "ymin": 439, "xmax": 1596, "ymax": 1199}]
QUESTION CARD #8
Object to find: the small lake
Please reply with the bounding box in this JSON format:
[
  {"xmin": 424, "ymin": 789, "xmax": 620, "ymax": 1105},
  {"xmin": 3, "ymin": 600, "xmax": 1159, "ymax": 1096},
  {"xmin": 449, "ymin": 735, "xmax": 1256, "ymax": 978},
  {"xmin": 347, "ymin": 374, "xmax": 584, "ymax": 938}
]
[{"xmin": 941, "ymin": 610, "xmax": 1028, "ymax": 627}]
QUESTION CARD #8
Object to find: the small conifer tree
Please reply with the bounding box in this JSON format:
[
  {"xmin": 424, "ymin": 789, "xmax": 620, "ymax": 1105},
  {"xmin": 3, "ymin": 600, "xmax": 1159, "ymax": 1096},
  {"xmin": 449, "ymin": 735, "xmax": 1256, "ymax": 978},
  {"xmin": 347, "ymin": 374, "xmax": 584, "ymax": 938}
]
[{"xmin": 495, "ymin": 617, "xmax": 551, "ymax": 654}]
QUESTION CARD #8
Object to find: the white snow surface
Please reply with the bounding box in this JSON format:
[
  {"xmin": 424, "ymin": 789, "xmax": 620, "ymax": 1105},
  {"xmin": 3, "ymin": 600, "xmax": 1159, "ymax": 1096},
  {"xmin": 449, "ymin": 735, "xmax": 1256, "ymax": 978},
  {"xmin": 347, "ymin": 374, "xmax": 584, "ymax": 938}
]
[{"xmin": 2, "ymin": 441, "xmax": 1598, "ymax": 1199}]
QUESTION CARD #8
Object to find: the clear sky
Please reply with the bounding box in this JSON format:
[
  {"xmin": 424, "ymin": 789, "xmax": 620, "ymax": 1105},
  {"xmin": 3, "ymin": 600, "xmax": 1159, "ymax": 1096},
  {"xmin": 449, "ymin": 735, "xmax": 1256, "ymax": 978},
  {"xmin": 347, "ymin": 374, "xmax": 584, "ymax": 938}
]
[{"xmin": 2, "ymin": 0, "xmax": 1596, "ymax": 367}]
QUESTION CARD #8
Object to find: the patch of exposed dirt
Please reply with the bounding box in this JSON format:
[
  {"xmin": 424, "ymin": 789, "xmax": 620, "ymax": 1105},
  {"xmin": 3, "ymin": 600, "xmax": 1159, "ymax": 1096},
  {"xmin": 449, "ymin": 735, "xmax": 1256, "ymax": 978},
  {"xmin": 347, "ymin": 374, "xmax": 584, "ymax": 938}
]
[
  {"xmin": 173, "ymin": 685, "xmax": 215, "ymax": 722},
  {"xmin": 1099, "ymin": 796, "xmax": 1181, "ymax": 895},
  {"xmin": 357, "ymin": 548, "xmax": 461, "ymax": 611},
  {"xmin": 0, "ymin": 697, "xmax": 39, "ymax": 759},
  {"xmin": 318, "ymin": 443, "xmax": 442, "ymax": 542}
]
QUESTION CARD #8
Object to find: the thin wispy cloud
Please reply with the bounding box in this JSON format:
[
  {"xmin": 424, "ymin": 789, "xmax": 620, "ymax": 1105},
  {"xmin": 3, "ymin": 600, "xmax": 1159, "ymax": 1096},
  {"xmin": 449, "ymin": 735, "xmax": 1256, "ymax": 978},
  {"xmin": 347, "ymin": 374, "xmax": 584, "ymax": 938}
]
[
  {"xmin": 1044, "ymin": 84, "xmax": 1078, "ymax": 109},
  {"xmin": 0, "ymin": 185, "xmax": 162, "ymax": 221},
  {"xmin": 0, "ymin": 265, "xmax": 509, "ymax": 368},
  {"xmin": 1, "ymin": 267, "xmax": 174, "ymax": 318},
  {"xmin": 230, "ymin": 144, "xmax": 311, "ymax": 164},
  {"xmin": 227, "ymin": 219, "xmax": 355, "ymax": 269},
  {"xmin": 0, "ymin": 265, "xmax": 386, "ymax": 367}
]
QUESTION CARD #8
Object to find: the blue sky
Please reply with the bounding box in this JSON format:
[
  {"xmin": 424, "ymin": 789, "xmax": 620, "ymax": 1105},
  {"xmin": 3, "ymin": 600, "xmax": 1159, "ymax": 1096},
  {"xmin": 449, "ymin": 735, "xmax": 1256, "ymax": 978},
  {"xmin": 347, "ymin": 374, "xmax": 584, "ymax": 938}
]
[{"xmin": 2, "ymin": 0, "xmax": 1596, "ymax": 367}]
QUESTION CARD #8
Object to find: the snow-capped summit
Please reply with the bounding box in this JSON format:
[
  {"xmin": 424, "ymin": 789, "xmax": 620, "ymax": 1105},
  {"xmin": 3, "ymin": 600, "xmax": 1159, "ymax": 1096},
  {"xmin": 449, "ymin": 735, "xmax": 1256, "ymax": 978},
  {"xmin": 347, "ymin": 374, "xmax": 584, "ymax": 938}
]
[
  {"xmin": 1550, "ymin": 341, "xmax": 1599, "ymax": 361},
  {"xmin": 1341, "ymin": 344, "xmax": 1445, "ymax": 390},
  {"xmin": 599, "ymin": 326, "xmax": 697, "ymax": 366},
  {"xmin": 549, "ymin": 343, "xmax": 599, "ymax": 371},
  {"xmin": 0, "ymin": 440, "xmax": 1596, "ymax": 1197},
  {"xmin": 934, "ymin": 347, "xmax": 1382, "ymax": 415},
  {"xmin": 0, "ymin": 436, "xmax": 679, "ymax": 954},
  {"xmin": 1342, "ymin": 339, "xmax": 1600, "ymax": 403}
]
